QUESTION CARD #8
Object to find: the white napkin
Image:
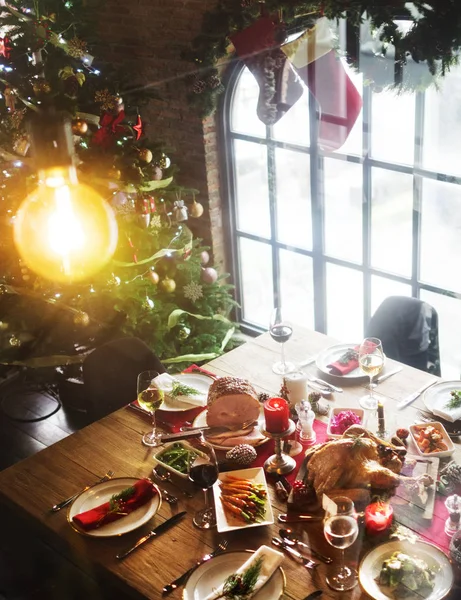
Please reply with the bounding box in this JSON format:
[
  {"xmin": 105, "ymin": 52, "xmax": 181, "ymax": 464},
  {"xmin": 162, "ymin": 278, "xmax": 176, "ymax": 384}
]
[
  {"xmin": 432, "ymin": 397, "xmax": 461, "ymax": 423},
  {"xmin": 152, "ymin": 373, "xmax": 207, "ymax": 407},
  {"xmin": 202, "ymin": 545, "xmax": 284, "ymax": 600}
]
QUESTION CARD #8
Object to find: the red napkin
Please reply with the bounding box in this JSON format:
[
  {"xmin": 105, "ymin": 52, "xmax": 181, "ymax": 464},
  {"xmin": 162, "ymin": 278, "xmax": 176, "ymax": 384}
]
[
  {"xmin": 72, "ymin": 478, "xmax": 157, "ymax": 531},
  {"xmin": 328, "ymin": 341, "xmax": 377, "ymax": 376}
]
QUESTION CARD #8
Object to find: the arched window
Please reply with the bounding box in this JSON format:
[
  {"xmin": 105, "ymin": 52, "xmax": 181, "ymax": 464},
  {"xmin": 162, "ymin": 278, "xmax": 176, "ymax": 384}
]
[{"xmin": 222, "ymin": 26, "xmax": 461, "ymax": 375}]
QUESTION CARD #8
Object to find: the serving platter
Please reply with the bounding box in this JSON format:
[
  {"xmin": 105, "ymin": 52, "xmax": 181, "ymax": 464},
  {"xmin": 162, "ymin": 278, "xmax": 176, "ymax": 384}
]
[{"xmin": 192, "ymin": 410, "xmax": 269, "ymax": 451}]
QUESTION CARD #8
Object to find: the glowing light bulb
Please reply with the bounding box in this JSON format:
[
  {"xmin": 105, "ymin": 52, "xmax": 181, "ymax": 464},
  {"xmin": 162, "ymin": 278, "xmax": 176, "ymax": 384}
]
[{"xmin": 14, "ymin": 166, "xmax": 118, "ymax": 282}]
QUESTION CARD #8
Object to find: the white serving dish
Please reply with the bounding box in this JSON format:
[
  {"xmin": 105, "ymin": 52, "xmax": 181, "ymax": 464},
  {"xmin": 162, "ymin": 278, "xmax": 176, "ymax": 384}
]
[
  {"xmin": 212, "ymin": 467, "xmax": 274, "ymax": 533},
  {"xmin": 152, "ymin": 440, "xmax": 202, "ymax": 479},
  {"xmin": 327, "ymin": 407, "xmax": 364, "ymax": 439},
  {"xmin": 409, "ymin": 421, "xmax": 455, "ymax": 458}
]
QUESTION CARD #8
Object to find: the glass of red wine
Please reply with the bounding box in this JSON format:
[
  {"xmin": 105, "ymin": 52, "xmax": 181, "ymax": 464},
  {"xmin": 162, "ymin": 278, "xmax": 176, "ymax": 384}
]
[
  {"xmin": 188, "ymin": 434, "xmax": 219, "ymax": 529},
  {"xmin": 270, "ymin": 307, "xmax": 295, "ymax": 375}
]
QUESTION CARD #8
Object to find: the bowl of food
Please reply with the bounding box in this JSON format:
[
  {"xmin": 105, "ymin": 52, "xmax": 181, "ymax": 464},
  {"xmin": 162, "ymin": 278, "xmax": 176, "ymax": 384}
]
[
  {"xmin": 327, "ymin": 408, "xmax": 364, "ymax": 439},
  {"xmin": 409, "ymin": 422, "xmax": 455, "ymax": 458},
  {"xmin": 152, "ymin": 441, "xmax": 201, "ymax": 479}
]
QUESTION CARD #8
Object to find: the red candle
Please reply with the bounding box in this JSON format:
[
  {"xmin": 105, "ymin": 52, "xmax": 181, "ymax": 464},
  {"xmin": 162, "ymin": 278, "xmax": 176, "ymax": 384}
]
[
  {"xmin": 264, "ymin": 397, "xmax": 290, "ymax": 433},
  {"xmin": 365, "ymin": 502, "xmax": 393, "ymax": 535}
]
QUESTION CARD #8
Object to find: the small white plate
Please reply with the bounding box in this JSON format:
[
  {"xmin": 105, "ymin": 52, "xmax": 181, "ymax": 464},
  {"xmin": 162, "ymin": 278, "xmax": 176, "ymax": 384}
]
[
  {"xmin": 423, "ymin": 380, "xmax": 461, "ymax": 421},
  {"xmin": 316, "ymin": 343, "xmax": 367, "ymax": 381},
  {"xmin": 135, "ymin": 373, "xmax": 211, "ymax": 412},
  {"xmin": 409, "ymin": 422, "xmax": 455, "ymax": 458},
  {"xmin": 359, "ymin": 540, "xmax": 453, "ymax": 600},
  {"xmin": 212, "ymin": 467, "xmax": 274, "ymax": 533},
  {"xmin": 183, "ymin": 550, "xmax": 285, "ymax": 600},
  {"xmin": 327, "ymin": 407, "xmax": 364, "ymax": 439},
  {"xmin": 68, "ymin": 477, "xmax": 161, "ymax": 537},
  {"xmin": 192, "ymin": 410, "xmax": 269, "ymax": 451}
]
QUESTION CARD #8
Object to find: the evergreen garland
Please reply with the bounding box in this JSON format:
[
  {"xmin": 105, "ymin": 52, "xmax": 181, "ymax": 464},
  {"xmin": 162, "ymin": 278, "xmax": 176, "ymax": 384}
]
[{"xmin": 183, "ymin": 1, "xmax": 461, "ymax": 117}]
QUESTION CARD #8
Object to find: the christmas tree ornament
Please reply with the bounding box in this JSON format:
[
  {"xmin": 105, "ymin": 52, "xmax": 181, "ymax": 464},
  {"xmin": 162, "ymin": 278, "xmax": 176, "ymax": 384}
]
[
  {"xmin": 13, "ymin": 134, "xmax": 30, "ymax": 157},
  {"xmin": 92, "ymin": 110, "xmax": 126, "ymax": 149},
  {"xmin": 190, "ymin": 199, "xmax": 204, "ymax": 218},
  {"xmin": 176, "ymin": 324, "xmax": 191, "ymax": 340},
  {"xmin": 132, "ymin": 114, "xmax": 143, "ymax": 140},
  {"xmin": 152, "ymin": 166, "xmax": 163, "ymax": 180},
  {"xmin": 192, "ymin": 78, "xmax": 206, "ymax": 94},
  {"xmin": 201, "ymin": 267, "xmax": 218, "ymax": 284},
  {"xmin": 4, "ymin": 87, "xmax": 16, "ymax": 111},
  {"xmin": 207, "ymin": 74, "xmax": 222, "ymax": 89},
  {"xmin": 0, "ymin": 36, "xmax": 12, "ymax": 59},
  {"xmin": 94, "ymin": 89, "xmax": 118, "ymax": 112},
  {"xmin": 32, "ymin": 78, "xmax": 52, "ymax": 96},
  {"xmin": 200, "ymin": 250, "xmax": 210, "ymax": 265},
  {"xmin": 138, "ymin": 148, "xmax": 153, "ymax": 164},
  {"xmin": 183, "ymin": 281, "xmax": 203, "ymax": 302},
  {"xmin": 67, "ymin": 36, "xmax": 88, "ymax": 59},
  {"xmin": 158, "ymin": 153, "xmax": 171, "ymax": 169},
  {"xmin": 73, "ymin": 311, "xmax": 90, "ymax": 326},
  {"xmin": 72, "ymin": 119, "xmax": 88, "ymax": 136},
  {"xmin": 159, "ymin": 277, "xmax": 176, "ymax": 293},
  {"xmin": 150, "ymin": 214, "xmax": 162, "ymax": 229},
  {"xmin": 143, "ymin": 296, "xmax": 154, "ymax": 310},
  {"xmin": 230, "ymin": 16, "xmax": 303, "ymax": 125},
  {"xmin": 173, "ymin": 200, "xmax": 188, "ymax": 222},
  {"xmin": 9, "ymin": 335, "xmax": 21, "ymax": 347},
  {"xmin": 148, "ymin": 269, "xmax": 160, "ymax": 285},
  {"xmin": 226, "ymin": 444, "xmax": 257, "ymax": 467}
]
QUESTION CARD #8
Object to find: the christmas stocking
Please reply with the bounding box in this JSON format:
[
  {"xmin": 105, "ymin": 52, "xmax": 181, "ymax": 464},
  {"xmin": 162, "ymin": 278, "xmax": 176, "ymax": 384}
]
[
  {"xmin": 283, "ymin": 18, "xmax": 362, "ymax": 151},
  {"xmin": 230, "ymin": 16, "xmax": 303, "ymax": 126}
]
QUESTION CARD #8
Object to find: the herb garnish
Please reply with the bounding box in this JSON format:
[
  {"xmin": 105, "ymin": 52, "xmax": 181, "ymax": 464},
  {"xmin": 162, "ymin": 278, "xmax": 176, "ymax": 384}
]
[
  {"xmin": 215, "ymin": 557, "xmax": 263, "ymax": 600},
  {"xmin": 445, "ymin": 390, "xmax": 461, "ymax": 410},
  {"xmin": 108, "ymin": 485, "xmax": 135, "ymax": 513},
  {"xmin": 338, "ymin": 349, "xmax": 358, "ymax": 365},
  {"xmin": 170, "ymin": 380, "xmax": 200, "ymax": 398}
]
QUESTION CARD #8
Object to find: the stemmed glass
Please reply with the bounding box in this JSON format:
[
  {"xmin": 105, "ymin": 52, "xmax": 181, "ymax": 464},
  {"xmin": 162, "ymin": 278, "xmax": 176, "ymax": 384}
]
[
  {"xmin": 358, "ymin": 337, "xmax": 385, "ymax": 410},
  {"xmin": 323, "ymin": 496, "xmax": 359, "ymax": 591},
  {"xmin": 270, "ymin": 307, "xmax": 295, "ymax": 375},
  {"xmin": 188, "ymin": 434, "xmax": 219, "ymax": 529},
  {"xmin": 137, "ymin": 370, "xmax": 164, "ymax": 447}
]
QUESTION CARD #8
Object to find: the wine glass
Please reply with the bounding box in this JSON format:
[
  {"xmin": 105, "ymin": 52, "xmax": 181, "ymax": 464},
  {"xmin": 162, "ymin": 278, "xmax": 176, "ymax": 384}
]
[
  {"xmin": 323, "ymin": 496, "xmax": 359, "ymax": 591},
  {"xmin": 188, "ymin": 434, "xmax": 219, "ymax": 529},
  {"xmin": 358, "ymin": 337, "xmax": 385, "ymax": 410},
  {"xmin": 270, "ymin": 307, "xmax": 295, "ymax": 375},
  {"xmin": 137, "ymin": 370, "xmax": 164, "ymax": 447}
]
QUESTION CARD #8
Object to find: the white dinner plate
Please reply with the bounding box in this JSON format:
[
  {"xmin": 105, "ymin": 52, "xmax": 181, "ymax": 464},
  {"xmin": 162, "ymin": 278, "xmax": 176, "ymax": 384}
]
[
  {"xmin": 192, "ymin": 410, "xmax": 269, "ymax": 451},
  {"xmin": 183, "ymin": 550, "xmax": 285, "ymax": 600},
  {"xmin": 68, "ymin": 477, "xmax": 161, "ymax": 537},
  {"xmin": 423, "ymin": 380, "xmax": 461, "ymax": 421},
  {"xmin": 154, "ymin": 373, "xmax": 212, "ymax": 412},
  {"xmin": 316, "ymin": 343, "xmax": 366, "ymax": 381},
  {"xmin": 359, "ymin": 540, "xmax": 453, "ymax": 600},
  {"xmin": 212, "ymin": 467, "xmax": 274, "ymax": 533}
]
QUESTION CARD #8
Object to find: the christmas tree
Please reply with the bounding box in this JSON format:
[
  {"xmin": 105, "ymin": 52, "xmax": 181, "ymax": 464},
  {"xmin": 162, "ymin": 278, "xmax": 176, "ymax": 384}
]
[{"xmin": 0, "ymin": 0, "xmax": 237, "ymax": 373}]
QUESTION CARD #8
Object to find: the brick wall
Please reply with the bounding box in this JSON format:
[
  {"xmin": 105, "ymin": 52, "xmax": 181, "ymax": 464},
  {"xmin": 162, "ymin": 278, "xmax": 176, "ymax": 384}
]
[{"xmin": 96, "ymin": 0, "xmax": 227, "ymax": 270}]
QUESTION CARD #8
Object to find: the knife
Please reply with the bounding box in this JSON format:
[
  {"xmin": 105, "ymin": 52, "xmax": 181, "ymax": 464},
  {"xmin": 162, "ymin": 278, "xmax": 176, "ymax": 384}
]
[
  {"xmin": 116, "ymin": 511, "xmax": 186, "ymax": 559},
  {"xmin": 160, "ymin": 430, "xmax": 205, "ymax": 442},
  {"xmin": 308, "ymin": 377, "xmax": 343, "ymax": 393},
  {"xmin": 303, "ymin": 591, "xmax": 323, "ymax": 600},
  {"xmin": 397, "ymin": 379, "xmax": 438, "ymax": 410},
  {"xmin": 278, "ymin": 513, "xmax": 323, "ymax": 523},
  {"xmin": 375, "ymin": 367, "xmax": 402, "ymax": 384}
]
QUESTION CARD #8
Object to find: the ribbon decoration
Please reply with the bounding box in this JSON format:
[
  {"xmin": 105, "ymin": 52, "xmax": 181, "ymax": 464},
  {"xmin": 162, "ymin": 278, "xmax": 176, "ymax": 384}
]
[
  {"xmin": 58, "ymin": 66, "xmax": 85, "ymax": 86},
  {"xmin": 92, "ymin": 110, "xmax": 126, "ymax": 149},
  {"xmin": 113, "ymin": 233, "xmax": 193, "ymax": 268}
]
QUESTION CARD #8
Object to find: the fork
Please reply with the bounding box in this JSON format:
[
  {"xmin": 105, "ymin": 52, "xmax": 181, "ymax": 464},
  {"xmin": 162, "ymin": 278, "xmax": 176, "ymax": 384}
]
[
  {"xmin": 51, "ymin": 470, "xmax": 115, "ymax": 512},
  {"xmin": 272, "ymin": 537, "xmax": 318, "ymax": 569},
  {"xmin": 162, "ymin": 539, "xmax": 228, "ymax": 595}
]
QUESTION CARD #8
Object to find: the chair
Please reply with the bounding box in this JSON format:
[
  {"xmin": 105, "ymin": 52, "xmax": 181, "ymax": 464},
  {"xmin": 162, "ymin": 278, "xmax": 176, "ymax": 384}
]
[
  {"xmin": 366, "ymin": 296, "xmax": 441, "ymax": 376},
  {"xmin": 82, "ymin": 337, "xmax": 166, "ymax": 421}
]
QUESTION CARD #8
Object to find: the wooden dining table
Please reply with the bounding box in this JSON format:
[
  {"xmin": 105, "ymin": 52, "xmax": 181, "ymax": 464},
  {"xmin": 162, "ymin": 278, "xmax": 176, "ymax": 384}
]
[{"xmin": 0, "ymin": 327, "xmax": 460, "ymax": 600}]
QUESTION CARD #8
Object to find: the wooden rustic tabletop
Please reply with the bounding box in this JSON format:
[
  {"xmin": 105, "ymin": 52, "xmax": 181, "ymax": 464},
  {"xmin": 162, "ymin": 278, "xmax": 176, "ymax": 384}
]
[{"xmin": 0, "ymin": 327, "xmax": 459, "ymax": 600}]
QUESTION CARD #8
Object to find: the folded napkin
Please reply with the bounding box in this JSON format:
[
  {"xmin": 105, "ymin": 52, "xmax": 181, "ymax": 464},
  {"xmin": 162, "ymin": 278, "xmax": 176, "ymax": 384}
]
[
  {"xmin": 153, "ymin": 372, "xmax": 207, "ymax": 407},
  {"xmin": 203, "ymin": 545, "xmax": 284, "ymax": 600},
  {"xmin": 328, "ymin": 347, "xmax": 359, "ymax": 376},
  {"xmin": 432, "ymin": 395, "xmax": 461, "ymax": 423},
  {"xmin": 72, "ymin": 478, "xmax": 157, "ymax": 531}
]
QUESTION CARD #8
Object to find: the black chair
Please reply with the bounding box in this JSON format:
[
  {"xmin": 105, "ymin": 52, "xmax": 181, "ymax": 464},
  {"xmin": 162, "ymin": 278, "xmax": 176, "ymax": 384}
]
[
  {"xmin": 366, "ymin": 296, "xmax": 441, "ymax": 376},
  {"xmin": 82, "ymin": 337, "xmax": 166, "ymax": 421}
]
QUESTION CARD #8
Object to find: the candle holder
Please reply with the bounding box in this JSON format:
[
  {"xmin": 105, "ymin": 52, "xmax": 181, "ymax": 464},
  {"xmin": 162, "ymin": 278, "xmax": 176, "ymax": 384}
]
[{"xmin": 261, "ymin": 420, "xmax": 296, "ymax": 475}]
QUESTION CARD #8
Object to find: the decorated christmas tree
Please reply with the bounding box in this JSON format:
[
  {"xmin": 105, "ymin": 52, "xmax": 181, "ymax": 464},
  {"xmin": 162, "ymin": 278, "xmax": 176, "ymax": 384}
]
[{"xmin": 0, "ymin": 0, "xmax": 237, "ymax": 372}]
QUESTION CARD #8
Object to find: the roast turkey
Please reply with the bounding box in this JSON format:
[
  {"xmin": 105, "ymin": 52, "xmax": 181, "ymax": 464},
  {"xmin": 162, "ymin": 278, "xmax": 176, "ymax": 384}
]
[{"xmin": 206, "ymin": 377, "xmax": 260, "ymax": 428}]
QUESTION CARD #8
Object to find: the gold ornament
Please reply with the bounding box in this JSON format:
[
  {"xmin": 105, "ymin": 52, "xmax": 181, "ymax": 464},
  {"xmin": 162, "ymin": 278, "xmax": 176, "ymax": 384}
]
[
  {"xmin": 33, "ymin": 79, "xmax": 52, "ymax": 95},
  {"xmin": 94, "ymin": 88, "xmax": 118, "ymax": 112},
  {"xmin": 67, "ymin": 36, "xmax": 88, "ymax": 59},
  {"xmin": 159, "ymin": 277, "xmax": 176, "ymax": 293},
  {"xmin": 138, "ymin": 148, "xmax": 153, "ymax": 164},
  {"xmin": 13, "ymin": 134, "xmax": 30, "ymax": 156},
  {"xmin": 72, "ymin": 119, "xmax": 88, "ymax": 135},
  {"xmin": 148, "ymin": 269, "xmax": 160, "ymax": 285},
  {"xmin": 107, "ymin": 167, "xmax": 121, "ymax": 180},
  {"xmin": 9, "ymin": 335, "xmax": 20, "ymax": 347},
  {"xmin": 73, "ymin": 311, "xmax": 90, "ymax": 327},
  {"xmin": 158, "ymin": 153, "xmax": 171, "ymax": 169},
  {"xmin": 190, "ymin": 200, "xmax": 204, "ymax": 218}
]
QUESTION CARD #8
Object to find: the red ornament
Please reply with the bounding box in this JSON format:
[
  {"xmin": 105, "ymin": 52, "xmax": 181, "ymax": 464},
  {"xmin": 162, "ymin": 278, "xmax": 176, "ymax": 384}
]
[
  {"xmin": 92, "ymin": 110, "xmax": 126, "ymax": 149},
  {"xmin": 133, "ymin": 114, "xmax": 143, "ymax": 140},
  {"xmin": 364, "ymin": 502, "xmax": 393, "ymax": 536},
  {"xmin": 264, "ymin": 397, "xmax": 290, "ymax": 433},
  {"xmin": 0, "ymin": 37, "xmax": 11, "ymax": 59}
]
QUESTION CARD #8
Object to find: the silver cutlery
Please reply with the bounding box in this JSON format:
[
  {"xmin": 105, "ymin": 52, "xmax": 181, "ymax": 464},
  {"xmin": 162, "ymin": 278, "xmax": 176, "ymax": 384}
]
[
  {"xmin": 51, "ymin": 470, "xmax": 115, "ymax": 512},
  {"xmin": 278, "ymin": 513, "xmax": 323, "ymax": 523},
  {"xmin": 152, "ymin": 466, "xmax": 193, "ymax": 498},
  {"xmin": 299, "ymin": 357, "xmax": 317, "ymax": 368},
  {"xmin": 116, "ymin": 511, "xmax": 186, "ymax": 560},
  {"xmin": 271, "ymin": 537, "xmax": 318, "ymax": 569},
  {"xmin": 159, "ymin": 488, "xmax": 178, "ymax": 505},
  {"xmin": 307, "ymin": 381, "xmax": 332, "ymax": 396},
  {"xmin": 397, "ymin": 379, "xmax": 438, "ymax": 410},
  {"xmin": 279, "ymin": 529, "xmax": 332, "ymax": 564},
  {"xmin": 162, "ymin": 539, "xmax": 228, "ymax": 595},
  {"xmin": 374, "ymin": 367, "xmax": 403, "ymax": 384},
  {"xmin": 307, "ymin": 377, "xmax": 343, "ymax": 393}
]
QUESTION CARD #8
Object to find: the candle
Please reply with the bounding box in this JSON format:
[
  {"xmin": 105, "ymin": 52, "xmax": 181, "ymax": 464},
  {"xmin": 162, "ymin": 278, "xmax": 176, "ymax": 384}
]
[
  {"xmin": 365, "ymin": 502, "xmax": 393, "ymax": 535},
  {"xmin": 264, "ymin": 397, "xmax": 290, "ymax": 433},
  {"xmin": 283, "ymin": 373, "xmax": 308, "ymax": 407},
  {"xmin": 377, "ymin": 401, "xmax": 386, "ymax": 436}
]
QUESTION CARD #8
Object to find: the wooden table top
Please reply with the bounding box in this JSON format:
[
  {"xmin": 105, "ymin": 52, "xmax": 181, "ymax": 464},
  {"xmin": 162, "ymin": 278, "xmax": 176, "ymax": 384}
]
[{"xmin": 0, "ymin": 327, "xmax": 460, "ymax": 600}]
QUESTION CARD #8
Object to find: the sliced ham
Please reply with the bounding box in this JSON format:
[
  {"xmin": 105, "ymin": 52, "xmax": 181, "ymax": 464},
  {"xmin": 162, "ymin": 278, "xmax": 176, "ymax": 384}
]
[
  {"xmin": 206, "ymin": 377, "xmax": 260, "ymax": 428},
  {"xmin": 207, "ymin": 426, "xmax": 266, "ymax": 447}
]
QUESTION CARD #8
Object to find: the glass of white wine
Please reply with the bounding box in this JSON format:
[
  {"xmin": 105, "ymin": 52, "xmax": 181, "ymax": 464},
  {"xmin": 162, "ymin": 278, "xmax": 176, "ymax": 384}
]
[
  {"xmin": 137, "ymin": 370, "xmax": 164, "ymax": 447},
  {"xmin": 323, "ymin": 496, "xmax": 359, "ymax": 591},
  {"xmin": 358, "ymin": 337, "xmax": 385, "ymax": 410}
]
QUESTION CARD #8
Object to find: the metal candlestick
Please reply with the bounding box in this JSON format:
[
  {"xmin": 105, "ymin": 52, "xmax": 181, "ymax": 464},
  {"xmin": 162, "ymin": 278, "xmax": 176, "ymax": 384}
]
[{"xmin": 261, "ymin": 420, "xmax": 296, "ymax": 475}]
